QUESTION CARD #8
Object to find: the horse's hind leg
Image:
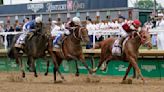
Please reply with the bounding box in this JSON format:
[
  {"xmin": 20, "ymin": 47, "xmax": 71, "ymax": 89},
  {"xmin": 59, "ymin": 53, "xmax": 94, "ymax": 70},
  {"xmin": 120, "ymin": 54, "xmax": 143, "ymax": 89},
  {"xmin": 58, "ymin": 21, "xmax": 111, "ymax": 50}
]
[
  {"xmin": 53, "ymin": 59, "xmax": 65, "ymax": 82},
  {"xmin": 75, "ymin": 60, "xmax": 79, "ymax": 76},
  {"xmin": 16, "ymin": 57, "xmax": 25, "ymax": 78},
  {"xmin": 93, "ymin": 55, "xmax": 112, "ymax": 73},
  {"xmin": 29, "ymin": 57, "xmax": 38, "ymax": 77},
  {"xmin": 44, "ymin": 56, "xmax": 50, "ymax": 76}
]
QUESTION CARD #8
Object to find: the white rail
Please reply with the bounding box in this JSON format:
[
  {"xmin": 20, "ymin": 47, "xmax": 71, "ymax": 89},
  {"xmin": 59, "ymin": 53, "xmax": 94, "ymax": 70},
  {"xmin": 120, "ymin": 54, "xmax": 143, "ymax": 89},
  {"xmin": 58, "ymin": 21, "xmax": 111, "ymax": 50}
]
[
  {"xmin": 0, "ymin": 29, "xmax": 163, "ymax": 50},
  {"xmin": 0, "ymin": 32, "xmax": 23, "ymax": 50}
]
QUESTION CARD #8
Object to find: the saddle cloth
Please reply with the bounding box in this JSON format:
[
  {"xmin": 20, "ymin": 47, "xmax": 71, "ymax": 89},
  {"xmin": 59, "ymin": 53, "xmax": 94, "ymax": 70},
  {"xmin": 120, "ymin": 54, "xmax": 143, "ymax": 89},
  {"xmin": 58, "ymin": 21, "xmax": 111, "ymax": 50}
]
[{"xmin": 112, "ymin": 37, "xmax": 129, "ymax": 56}]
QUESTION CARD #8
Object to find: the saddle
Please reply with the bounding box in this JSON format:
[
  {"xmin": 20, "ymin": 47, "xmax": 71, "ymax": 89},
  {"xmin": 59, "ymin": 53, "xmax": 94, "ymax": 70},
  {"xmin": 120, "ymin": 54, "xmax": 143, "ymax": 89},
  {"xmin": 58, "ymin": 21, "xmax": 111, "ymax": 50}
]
[{"xmin": 112, "ymin": 37, "xmax": 129, "ymax": 56}]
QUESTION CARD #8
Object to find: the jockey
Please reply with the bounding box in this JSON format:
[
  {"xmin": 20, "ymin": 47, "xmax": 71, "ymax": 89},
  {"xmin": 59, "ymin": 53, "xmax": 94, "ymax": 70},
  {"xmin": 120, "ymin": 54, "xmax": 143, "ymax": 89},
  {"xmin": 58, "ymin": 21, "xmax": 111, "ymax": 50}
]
[
  {"xmin": 118, "ymin": 19, "xmax": 142, "ymax": 47},
  {"xmin": 52, "ymin": 21, "xmax": 71, "ymax": 48},
  {"xmin": 52, "ymin": 16, "xmax": 81, "ymax": 48},
  {"xmin": 15, "ymin": 16, "xmax": 42, "ymax": 48}
]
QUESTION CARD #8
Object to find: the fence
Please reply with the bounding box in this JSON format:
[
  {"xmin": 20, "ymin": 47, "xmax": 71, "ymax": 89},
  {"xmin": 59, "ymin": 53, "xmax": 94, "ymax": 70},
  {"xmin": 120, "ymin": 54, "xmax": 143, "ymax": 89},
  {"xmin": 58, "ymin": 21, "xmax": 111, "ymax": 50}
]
[
  {"xmin": 0, "ymin": 28, "xmax": 163, "ymax": 50},
  {"xmin": 0, "ymin": 29, "xmax": 164, "ymax": 78},
  {"xmin": 0, "ymin": 57, "xmax": 163, "ymax": 78}
]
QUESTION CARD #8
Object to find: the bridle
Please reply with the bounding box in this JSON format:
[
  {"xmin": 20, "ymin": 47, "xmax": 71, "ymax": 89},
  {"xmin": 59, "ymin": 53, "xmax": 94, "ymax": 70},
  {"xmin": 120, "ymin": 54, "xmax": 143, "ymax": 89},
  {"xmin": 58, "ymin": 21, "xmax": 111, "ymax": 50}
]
[
  {"xmin": 72, "ymin": 27, "xmax": 88, "ymax": 42},
  {"xmin": 136, "ymin": 31, "xmax": 150, "ymax": 46}
]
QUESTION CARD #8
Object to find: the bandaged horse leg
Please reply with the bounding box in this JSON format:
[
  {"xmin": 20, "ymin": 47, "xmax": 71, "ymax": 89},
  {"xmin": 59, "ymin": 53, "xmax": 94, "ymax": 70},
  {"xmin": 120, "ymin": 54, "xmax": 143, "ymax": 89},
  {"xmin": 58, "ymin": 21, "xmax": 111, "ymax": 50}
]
[{"xmin": 93, "ymin": 55, "xmax": 112, "ymax": 72}]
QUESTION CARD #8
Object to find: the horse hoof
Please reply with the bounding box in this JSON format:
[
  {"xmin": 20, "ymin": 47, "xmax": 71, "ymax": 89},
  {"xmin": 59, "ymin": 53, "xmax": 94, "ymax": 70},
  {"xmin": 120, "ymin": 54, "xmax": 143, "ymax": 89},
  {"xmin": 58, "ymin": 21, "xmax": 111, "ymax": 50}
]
[
  {"xmin": 44, "ymin": 73, "xmax": 48, "ymax": 76},
  {"xmin": 54, "ymin": 80, "xmax": 63, "ymax": 83},
  {"xmin": 22, "ymin": 72, "xmax": 25, "ymax": 78},
  {"xmin": 121, "ymin": 79, "xmax": 132, "ymax": 84},
  {"xmin": 75, "ymin": 73, "xmax": 79, "ymax": 77},
  {"xmin": 100, "ymin": 67, "xmax": 106, "ymax": 71},
  {"xmin": 92, "ymin": 68, "xmax": 97, "ymax": 73},
  {"xmin": 22, "ymin": 75, "xmax": 25, "ymax": 78},
  {"xmin": 35, "ymin": 75, "xmax": 38, "ymax": 77}
]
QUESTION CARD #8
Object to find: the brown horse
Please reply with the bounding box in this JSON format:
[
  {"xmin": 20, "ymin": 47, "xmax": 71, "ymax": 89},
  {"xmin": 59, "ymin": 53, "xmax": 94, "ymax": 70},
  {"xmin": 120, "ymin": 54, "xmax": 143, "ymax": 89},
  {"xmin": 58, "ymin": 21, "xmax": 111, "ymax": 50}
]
[
  {"xmin": 7, "ymin": 22, "xmax": 64, "ymax": 82},
  {"xmin": 92, "ymin": 27, "xmax": 152, "ymax": 83},
  {"xmin": 52, "ymin": 22, "xmax": 92, "ymax": 81}
]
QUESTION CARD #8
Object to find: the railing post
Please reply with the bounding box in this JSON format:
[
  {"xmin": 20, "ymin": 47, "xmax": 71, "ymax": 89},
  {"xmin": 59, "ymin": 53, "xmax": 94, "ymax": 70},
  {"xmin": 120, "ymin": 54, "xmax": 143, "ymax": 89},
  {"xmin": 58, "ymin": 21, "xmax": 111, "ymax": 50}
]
[
  {"xmin": 4, "ymin": 33, "xmax": 8, "ymax": 50},
  {"xmin": 93, "ymin": 31, "xmax": 96, "ymax": 48}
]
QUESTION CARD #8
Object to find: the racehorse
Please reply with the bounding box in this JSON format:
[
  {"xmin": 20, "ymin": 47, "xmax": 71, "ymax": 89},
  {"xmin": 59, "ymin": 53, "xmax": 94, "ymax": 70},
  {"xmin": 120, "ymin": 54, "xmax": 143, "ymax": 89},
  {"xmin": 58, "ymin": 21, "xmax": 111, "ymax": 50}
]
[
  {"xmin": 52, "ymin": 21, "xmax": 92, "ymax": 81},
  {"xmin": 92, "ymin": 27, "xmax": 152, "ymax": 83},
  {"xmin": 7, "ymin": 22, "xmax": 64, "ymax": 82}
]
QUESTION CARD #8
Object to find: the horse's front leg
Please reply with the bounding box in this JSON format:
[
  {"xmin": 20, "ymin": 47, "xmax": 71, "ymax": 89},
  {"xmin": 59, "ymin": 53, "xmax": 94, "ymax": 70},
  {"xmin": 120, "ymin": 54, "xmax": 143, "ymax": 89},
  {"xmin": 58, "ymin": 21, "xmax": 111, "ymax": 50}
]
[
  {"xmin": 129, "ymin": 57, "xmax": 145, "ymax": 84},
  {"xmin": 122, "ymin": 63, "xmax": 132, "ymax": 80}
]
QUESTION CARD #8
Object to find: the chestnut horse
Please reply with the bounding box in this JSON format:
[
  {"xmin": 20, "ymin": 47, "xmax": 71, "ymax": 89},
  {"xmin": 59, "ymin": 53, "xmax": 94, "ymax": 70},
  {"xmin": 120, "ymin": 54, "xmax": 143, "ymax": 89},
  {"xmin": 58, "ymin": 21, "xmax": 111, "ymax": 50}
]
[
  {"xmin": 52, "ymin": 23, "xmax": 92, "ymax": 81},
  {"xmin": 92, "ymin": 27, "xmax": 152, "ymax": 83}
]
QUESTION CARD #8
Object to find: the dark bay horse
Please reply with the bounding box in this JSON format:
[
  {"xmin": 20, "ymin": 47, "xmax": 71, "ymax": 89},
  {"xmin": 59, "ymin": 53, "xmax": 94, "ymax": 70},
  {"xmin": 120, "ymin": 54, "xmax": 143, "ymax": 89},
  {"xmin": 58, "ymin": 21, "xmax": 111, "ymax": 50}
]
[
  {"xmin": 52, "ymin": 22, "xmax": 92, "ymax": 81},
  {"xmin": 92, "ymin": 27, "xmax": 152, "ymax": 83},
  {"xmin": 7, "ymin": 22, "xmax": 64, "ymax": 82}
]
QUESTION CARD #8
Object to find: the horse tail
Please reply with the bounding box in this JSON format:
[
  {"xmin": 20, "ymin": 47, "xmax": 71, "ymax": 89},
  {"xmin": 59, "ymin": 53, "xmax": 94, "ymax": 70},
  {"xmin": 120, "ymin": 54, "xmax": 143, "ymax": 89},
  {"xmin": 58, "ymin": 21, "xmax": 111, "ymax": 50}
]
[{"xmin": 93, "ymin": 42, "xmax": 101, "ymax": 49}]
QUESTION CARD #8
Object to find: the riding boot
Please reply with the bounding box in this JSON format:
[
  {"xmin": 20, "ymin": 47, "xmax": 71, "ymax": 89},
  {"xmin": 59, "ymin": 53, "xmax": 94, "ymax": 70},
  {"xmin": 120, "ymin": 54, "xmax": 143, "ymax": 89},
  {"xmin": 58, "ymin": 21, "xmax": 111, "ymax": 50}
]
[
  {"xmin": 53, "ymin": 33, "xmax": 62, "ymax": 48},
  {"xmin": 27, "ymin": 32, "xmax": 34, "ymax": 40},
  {"xmin": 118, "ymin": 36, "xmax": 126, "ymax": 48}
]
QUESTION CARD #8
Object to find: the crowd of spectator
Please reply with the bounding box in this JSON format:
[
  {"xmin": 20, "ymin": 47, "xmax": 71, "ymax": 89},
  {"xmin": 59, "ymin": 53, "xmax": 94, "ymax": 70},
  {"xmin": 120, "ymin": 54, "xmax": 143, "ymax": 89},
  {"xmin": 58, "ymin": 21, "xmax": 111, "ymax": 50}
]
[{"xmin": 0, "ymin": 13, "xmax": 164, "ymax": 49}]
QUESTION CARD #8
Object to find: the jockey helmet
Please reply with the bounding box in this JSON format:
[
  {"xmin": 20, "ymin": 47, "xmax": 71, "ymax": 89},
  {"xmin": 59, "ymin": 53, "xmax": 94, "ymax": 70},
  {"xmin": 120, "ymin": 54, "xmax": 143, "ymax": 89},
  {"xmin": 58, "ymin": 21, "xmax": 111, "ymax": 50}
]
[
  {"xmin": 35, "ymin": 16, "xmax": 42, "ymax": 23},
  {"xmin": 72, "ymin": 17, "xmax": 81, "ymax": 25},
  {"xmin": 133, "ymin": 19, "xmax": 141, "ymax": 27}
]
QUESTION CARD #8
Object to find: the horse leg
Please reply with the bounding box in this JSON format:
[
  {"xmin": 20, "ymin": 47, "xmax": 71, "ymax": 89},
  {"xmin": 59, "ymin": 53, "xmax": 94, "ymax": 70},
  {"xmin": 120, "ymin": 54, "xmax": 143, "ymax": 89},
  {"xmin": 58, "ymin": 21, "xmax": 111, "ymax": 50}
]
[
  {"xmin": 90, "ymin": 54, "xmax": 95, "ymax": 69},
  {"xmin": 78, "ymin": 54, "xmax": 92, "ymax": 74},
  {"xmin": 47, "ymin": 40, "xmax": 64, "ymax": 82},
  {"xmin": 27, "ymin": 57, "xmax": 32, "ymax": 72},
  {"xmin": 132, "ymin": 67, "xmax": 137, "ymax": 79},
  {"xmin": 16, "ymin": 57, "xmax": 25, "ymax": 78},
  {"xmin": 75, "ymin": 60, "xmax": 79, "ymax": 76},
  {"xmin": 52, "ymin": 57, "xmax": 65, "ymax": 82},
  {"xmin": 93, "ymin": 55, "xmax": 112, "ymax": 73},
  {"xmin": 122, "ymin": 64, "xmax": 132, "ymax": 80},
  {"xmin": 29, "ymin": 57, "xmax": 38, "ymax": 77},
  {"xmin": 53, "ymin": 66, "xmax": 57, "ymax": 82},
  {"xmin": 129, "ymin": 57, "xmax": 145, "ymax": 83},
  {"xmin": 100, "ymin": 59, "xmax": 110, "ymax": 71},
  {"xmin": 44, "ymin": 56, "xmax": 50, "ymax": 76}
]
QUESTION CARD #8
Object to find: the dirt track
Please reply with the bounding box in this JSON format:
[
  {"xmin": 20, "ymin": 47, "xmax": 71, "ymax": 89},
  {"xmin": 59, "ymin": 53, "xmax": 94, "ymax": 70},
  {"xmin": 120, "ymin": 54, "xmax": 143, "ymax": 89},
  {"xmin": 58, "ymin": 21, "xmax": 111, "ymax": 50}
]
[{"xmin": 0, "ymin": 72, "xmax": 164, "ymax": 92}]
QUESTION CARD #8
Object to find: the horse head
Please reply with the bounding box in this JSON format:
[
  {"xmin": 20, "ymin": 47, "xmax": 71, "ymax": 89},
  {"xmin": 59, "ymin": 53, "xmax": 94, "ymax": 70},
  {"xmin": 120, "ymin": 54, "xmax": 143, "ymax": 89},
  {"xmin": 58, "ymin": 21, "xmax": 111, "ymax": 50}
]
[
  {"xmin": 73, "ymin": 27, "xmax": 90, "ymax": 43},
  {"xmin": 138, "ymin": 27, "xmax": 152, "ymax": 49},
  {"xmin": 35, "ymin": 22, "xmax": 43, "ymax": 33}
]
